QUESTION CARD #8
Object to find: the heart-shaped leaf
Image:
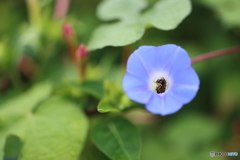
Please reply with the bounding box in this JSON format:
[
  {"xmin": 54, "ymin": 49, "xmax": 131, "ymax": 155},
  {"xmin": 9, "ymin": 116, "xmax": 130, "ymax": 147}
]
[
  {"xmin": 97, "ymin": 0, "xmax": 147, "ymax": 21},
  {"xmin": 91, "ymin": 117, "xmax": 141, "ymax": 160},
  {"xmin": 88, "ymin": 21, "xmax": 145, "ymax": 50},
  {"xmin": 143, "ymin": 0, "xmax": 191, "ymax": 30}
]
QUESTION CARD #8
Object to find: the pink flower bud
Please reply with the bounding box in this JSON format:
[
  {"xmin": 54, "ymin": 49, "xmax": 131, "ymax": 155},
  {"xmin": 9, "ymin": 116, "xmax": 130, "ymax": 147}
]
[
  {"xmin": 76, "ymin": 44, "xmax": 88, "ymax": 81},
  {"xmin": 76, "ymin": 44, "xmax": 88, "ymax": 60},
  {"xmin": 62, "ymin": 23, "xmax": 78, "ymax": 61},
  {"xmin": 62, "ymin": 23, "xmax": 73, "ymax": 39}
]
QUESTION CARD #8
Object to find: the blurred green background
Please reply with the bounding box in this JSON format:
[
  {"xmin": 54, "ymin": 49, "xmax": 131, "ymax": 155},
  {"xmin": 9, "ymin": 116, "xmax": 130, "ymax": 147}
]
[{"xmin": 0, "ymin": 0, "xmax": 240, "ymax": 160}]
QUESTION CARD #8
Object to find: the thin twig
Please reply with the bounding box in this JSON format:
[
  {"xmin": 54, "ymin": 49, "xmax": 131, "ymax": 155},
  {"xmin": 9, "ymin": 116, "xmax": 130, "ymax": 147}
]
[{"xmin": 191, "ymin": 46, "xmax": 240, "ymax": 64}]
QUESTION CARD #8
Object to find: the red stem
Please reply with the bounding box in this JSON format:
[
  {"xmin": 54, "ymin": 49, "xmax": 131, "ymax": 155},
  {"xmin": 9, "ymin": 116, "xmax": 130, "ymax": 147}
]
[
  {"xmin": 123, "ymin": 45, "xmax": 132, "ymax": 70},
  {"xmin": 191, "ymin": 46, "xmax": 240, "ymax": 64}
]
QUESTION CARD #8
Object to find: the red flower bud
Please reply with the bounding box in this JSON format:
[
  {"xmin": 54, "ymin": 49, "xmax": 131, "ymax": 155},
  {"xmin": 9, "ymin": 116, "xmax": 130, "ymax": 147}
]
[
  {"xmin": 76, "ymin": 44, "xmax": 88, "ymax": 81},
  {"xmin": 62, "ymin": 23, "xmax": 73, "ymax": 39},
  {"xmin": 76, "ymin": 44, "xmax": 88, "ymax": 61},
  {"xmin": 62, "ymin": 23, "xmax": 77, "ymax": 61}
]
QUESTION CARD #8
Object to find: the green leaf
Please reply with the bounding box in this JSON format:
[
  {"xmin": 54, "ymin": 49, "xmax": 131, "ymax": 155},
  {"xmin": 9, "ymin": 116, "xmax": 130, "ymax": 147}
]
[
  {"xmin": 91, "ymin": 117, "xmax": 141, "ymax": 160},
  {"xmin": 19, "ymin": 97, "xmax": 89, "ymax": 160},
  {"xmin": 0, "ymin": 83, "xmax": 89, "ymax": 160},
  {"xmin": 88, "ymin": 0, "xmax": 192, "ymax": 50},
  {"xmin": 87, "ymin": 21, "xmax": 145, "ymax": 51},
  {"xmin": 97, "ymin": 81, "xmax": 131, "ymax": 113},
  {"xmin": 0, "ymin": 82, "xmax": 52, "ymax": 159},
  {"xmin": 143, "ymin": 0, "xmax": 191, "ymax": 30},
  {"xmin": 0, "ymin": 82, "xmax": 52, "ymax": 128},
  {"xmin": 4, "ymin": 135, "xmax": 22, "ymax": 158},
  {"xmin": 77, "ymin": 80, "xmax": 104, "ymax": 99},
  {"xmin": 97, "ymin": 0, "xmax": 147, "ymax": 21},
  {"xmin": 198, "ymin": 0, "xmax": 240, "ymax": 28},
  {"xmin": 69, "ymin": 80, "xmax": 104, "ymax": 99},
  {"xmin": 97, "ymin": 97, "xmax": 120, "ymax": 113},
  {"xmin": 80, "ymin": 134, "xmax": 111, "ymax": 160},
  {"xmin": 97, "ymin": 94, "xmax": 131, "ymax": 113}
]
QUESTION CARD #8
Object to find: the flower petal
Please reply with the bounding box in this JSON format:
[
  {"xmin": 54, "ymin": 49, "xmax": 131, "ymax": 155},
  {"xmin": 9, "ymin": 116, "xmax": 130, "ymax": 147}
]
[
  {"xmin": 125, "ymin": 90, "xmax": 153, "ymax": 104},
  {"xmin": 126, "ymin": 49, "xmax": 150, "ymax": 79},
  {"xmin": 163, "ymin": 45, "xmax": 191, "ymax": 75},
  {"xmin": 155, "ymin": 44, "xmax": 182, "ymax": 71},
  {"xmin": 123, "ymin": 73, "xmax": 153, "ymax": 104},
  {"xmin": 169, "ymin": 85, "xmax": 199, "ymax": 104},
  {"xmin": 145, "ymin": 93, "xmax": 183, "ymax": 116},
  {"xmin": 163, "ymin": 93, "xmax": 184, "ymax": 115},
  {"xmin": 134, "ymin": 46, "xmax": 158, "ymax": 74},
  {"xmin": 168, "ymin": 67, "xmax": 199, "ymax": 104},
  {"xmin": 136, "ymin": 45, "xmax": 182, "ymax": 75},
  {"xmin": 123, "ymin": 73, "xmax": 148, "ymax": 90},
  {"xmin": 171, "ymin": 67, "xmax": 200, "ymax": 86},
  {"xmin": 145, "ymin": 94, "xmax": 164, "ymax": 114}
]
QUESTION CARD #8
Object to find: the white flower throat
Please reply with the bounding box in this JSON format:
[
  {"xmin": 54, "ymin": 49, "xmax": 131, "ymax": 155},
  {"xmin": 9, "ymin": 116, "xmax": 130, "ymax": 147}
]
[{"xmin": 149, "ymin": 72, "xmax": 170, "ymax": 94}]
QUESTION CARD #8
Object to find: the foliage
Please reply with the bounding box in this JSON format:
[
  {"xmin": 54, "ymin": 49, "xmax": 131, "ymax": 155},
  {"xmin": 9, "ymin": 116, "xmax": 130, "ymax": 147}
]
[
  {"xmin": 92, "ymin": 117, "xmax": 141, "ymax": 160},
  {"xmin": 87, "ymin": 0, "xmax": 191, "ymax": 50},
  {"xmin": 0, "ymin": 0, "xmax": 240, "ymax": 160}
]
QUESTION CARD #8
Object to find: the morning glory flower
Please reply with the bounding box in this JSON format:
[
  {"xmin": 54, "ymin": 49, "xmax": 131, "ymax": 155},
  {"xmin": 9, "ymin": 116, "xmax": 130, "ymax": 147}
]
[{"xmin": 123, "ymin": 44, "xmax": 200, "ymax": 116}]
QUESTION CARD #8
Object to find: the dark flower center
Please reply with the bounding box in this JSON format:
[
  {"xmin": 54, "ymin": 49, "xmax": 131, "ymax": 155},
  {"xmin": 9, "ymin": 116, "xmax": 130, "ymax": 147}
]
[{"xmin": 153, "ymin": 78, "xmax": 167, "ymax": 94}]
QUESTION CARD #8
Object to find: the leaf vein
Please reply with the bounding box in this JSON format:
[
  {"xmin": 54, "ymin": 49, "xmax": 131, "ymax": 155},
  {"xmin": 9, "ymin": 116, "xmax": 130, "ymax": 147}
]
[{"xmin": 108, "ymin": 122, "xmax": 132, "ymax": 160}]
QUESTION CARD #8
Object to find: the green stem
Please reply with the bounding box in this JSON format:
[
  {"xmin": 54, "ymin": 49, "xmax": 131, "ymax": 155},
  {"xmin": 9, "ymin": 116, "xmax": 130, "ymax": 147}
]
[
  {"xmin": 191, "ymin": 46, "xmax": 240, "ymax": 64},
  {"xmin": 25, "ymin": 0, "xmax": 41, "ymax": 25}
]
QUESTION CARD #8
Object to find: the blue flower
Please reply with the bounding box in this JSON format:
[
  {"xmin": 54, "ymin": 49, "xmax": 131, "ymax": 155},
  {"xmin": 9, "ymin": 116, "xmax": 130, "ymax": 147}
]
[{"xmin": 123, "ymin": 44, "xmax": 200, "ymax": 116}]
